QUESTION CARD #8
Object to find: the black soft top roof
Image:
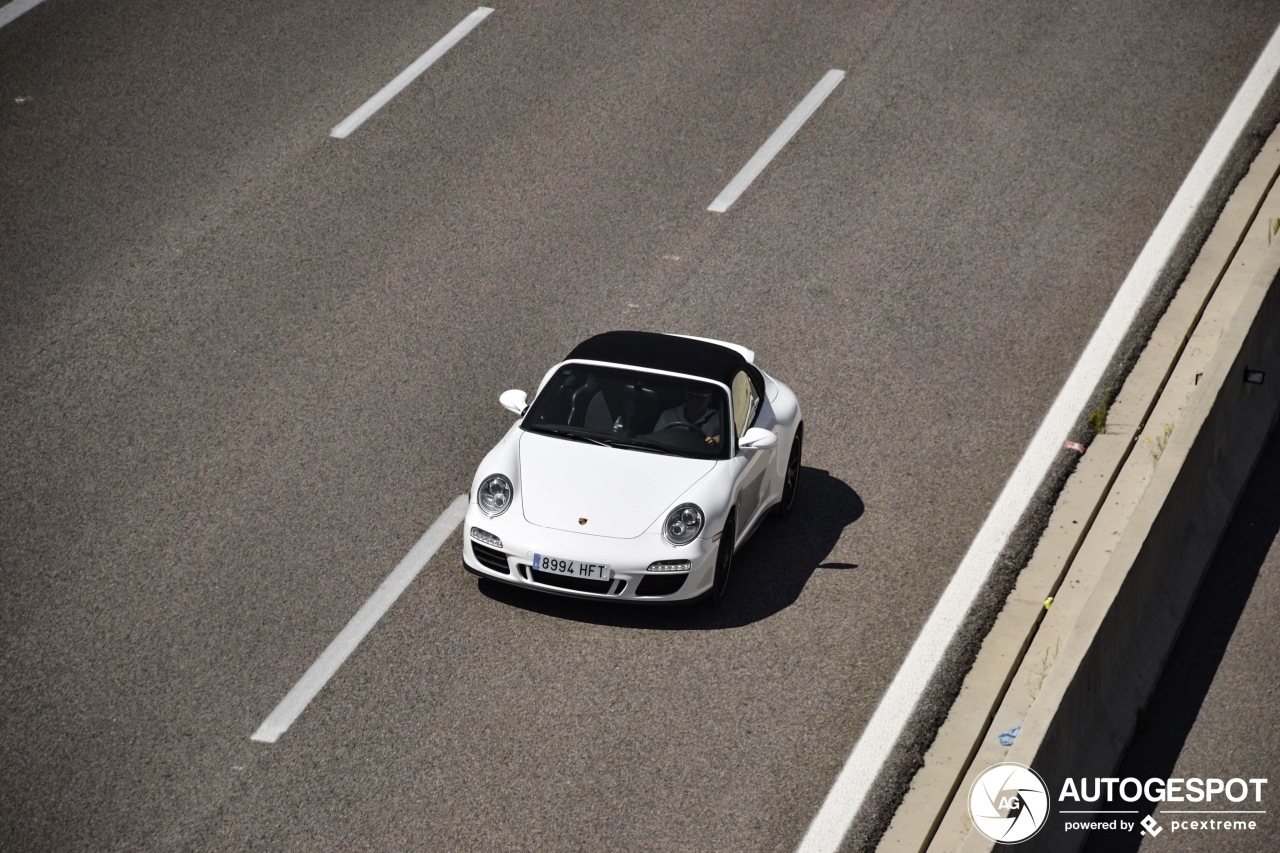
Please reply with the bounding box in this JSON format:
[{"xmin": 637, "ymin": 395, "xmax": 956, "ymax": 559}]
[{"xmin": 566, "ymin": 331, "xmax": 764, "ymax": 395}]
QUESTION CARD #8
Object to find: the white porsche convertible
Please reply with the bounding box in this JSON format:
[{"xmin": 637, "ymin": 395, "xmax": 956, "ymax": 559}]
[{"xmin": 462, "ymin": 331, "xmax": 803, "ymax": 603}]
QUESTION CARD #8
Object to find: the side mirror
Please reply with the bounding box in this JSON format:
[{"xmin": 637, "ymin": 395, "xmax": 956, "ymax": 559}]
[
  {"xmin": 499, "ymin": 389, "xmax": 528, "ymax": 416},
  {"xmin": 739, "ymin": 427, "xmax": 778, "ymax": 451}
]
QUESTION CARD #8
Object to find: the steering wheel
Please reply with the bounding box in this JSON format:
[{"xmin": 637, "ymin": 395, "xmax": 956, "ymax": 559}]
[{"xmin": 668, "ymin": 422, "xmax": 705, "ymax": 436}]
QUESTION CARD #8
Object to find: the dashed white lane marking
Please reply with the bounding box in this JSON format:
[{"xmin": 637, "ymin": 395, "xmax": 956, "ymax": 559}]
[
  {"xmin": 796, "ymin": 22, "xmax": 1280, "ymax": 853},
  {"xmin": 330, "ymin": 7, "xmax": 494, "ymax": 139},
  {"xmin": 0, "ymin": 0, "xmax": 48, "ymax": 29},
  {"xmin": 708, "ymin": 69, "xmax": 845, "ymax": 213},
  {"xmin": 251, "ymin": 494, "xmax": 468, "ymax": 743}
]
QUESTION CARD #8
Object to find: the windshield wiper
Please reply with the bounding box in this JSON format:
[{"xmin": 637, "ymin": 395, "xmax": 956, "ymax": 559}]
[
  {"xmin": 606, "ymin": 438, "xmax": 677, "ymax": 454},
  {"xmin": 526, "ymin": 426, "xmax": 610, "ymax": 447}
]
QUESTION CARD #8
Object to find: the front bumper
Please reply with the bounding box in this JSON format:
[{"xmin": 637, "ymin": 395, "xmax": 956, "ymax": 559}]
[{"xmin": 461, "ymin": 505, "xmax": 718, "ymax": 602}]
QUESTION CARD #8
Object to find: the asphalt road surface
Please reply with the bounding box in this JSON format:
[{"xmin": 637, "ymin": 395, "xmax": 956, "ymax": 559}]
[{"xmin": 4, "ymin": 1, "xmax": 1280, "ymax": 850}]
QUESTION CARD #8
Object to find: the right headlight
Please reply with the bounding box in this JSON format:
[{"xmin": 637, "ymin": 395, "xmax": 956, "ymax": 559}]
[
  {"xmin": 477, "ymin": 474, "xmax": 513, "ymax": 517},
  {"xmin": 663, "ymin": 503, "xmax": 703, "ymax": 546}
]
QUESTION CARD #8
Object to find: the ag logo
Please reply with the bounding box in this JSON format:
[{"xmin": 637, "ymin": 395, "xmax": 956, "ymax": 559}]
[{"xmin": 968, "ymin": 762, "xmax": 1050, "ymax": 844}]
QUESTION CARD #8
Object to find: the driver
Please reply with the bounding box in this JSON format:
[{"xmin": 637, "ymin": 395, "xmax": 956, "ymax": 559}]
[{"xmin": 653, "ymin": 389, "xmax": 721, "ymax": 445}]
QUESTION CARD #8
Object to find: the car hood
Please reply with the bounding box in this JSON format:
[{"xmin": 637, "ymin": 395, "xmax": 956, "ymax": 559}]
[{"xmin": 518, "ymin": 432, "xmax": 716, "ymax": 539}]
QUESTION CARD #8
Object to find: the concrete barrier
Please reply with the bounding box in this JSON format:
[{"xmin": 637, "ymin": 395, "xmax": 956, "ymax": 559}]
[
  {"xmin": 881, "ymin": 123, "xmax": 1280, "ymax": 853},
  {"xmin": 987, "ymin": 238, "xmax": 1280, "ymax": 852}
]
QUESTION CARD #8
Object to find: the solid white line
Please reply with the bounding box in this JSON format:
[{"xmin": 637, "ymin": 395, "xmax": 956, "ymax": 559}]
[
  {"xmin": 0, "ymin": 0, "xmax": 47, "ymax": 29},
  {"xmin": 796, "ymin": 23, "xmax": 1280, "ymax": 853},
  {"xmin": 330, "ymin": 7, "xmax": 493, "ymax": 139},
  {"xmin": 707, "ymin": 69, "xmax": 845, "ymax": 213},
  {"xmin": 251, "ymin": 494, "xmax": 468, "ymax": 743}
]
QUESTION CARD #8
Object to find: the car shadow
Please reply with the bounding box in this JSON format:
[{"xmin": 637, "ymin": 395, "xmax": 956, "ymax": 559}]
[{"xmin": 475, "ymin": 466, "xmax": 864, "ymax": 629}]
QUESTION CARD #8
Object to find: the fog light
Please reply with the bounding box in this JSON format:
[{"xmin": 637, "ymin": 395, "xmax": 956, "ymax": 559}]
[
  {"xmin": 470, "ymin": 527, "xmax": 503, "ymax": 549},
  {"xmin": 646, "ymin": 560, "xmax": 691, "ymax": 573}
]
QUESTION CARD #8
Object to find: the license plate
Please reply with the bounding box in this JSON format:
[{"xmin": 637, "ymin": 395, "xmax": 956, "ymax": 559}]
[{"xmin": 533, "ymin": 553, "xmax": 612, "ymax": 581}]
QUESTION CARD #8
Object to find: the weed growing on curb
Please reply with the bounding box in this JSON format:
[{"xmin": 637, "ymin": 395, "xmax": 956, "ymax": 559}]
[
  {"xmin": 1088, "ymin": 386, "xmax": 1114, "ymax": 435},
  {"xmin": 1028, "ymin": 638, "xmax": 1061, "ymax": 699},
  {"xmin": 1144, "ymin": 423, "xmax": 1173, "ymax": 464}
]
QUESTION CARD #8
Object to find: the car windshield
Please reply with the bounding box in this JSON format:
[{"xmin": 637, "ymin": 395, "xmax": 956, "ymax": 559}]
[{"xmin": 520, "ymin": 363, "xmax": 729, "ymax": 459}]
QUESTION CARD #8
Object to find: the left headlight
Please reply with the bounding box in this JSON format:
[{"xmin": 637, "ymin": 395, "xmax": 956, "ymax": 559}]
[
  {"xmin": 477, "ymin": 474, "xmax": 513, "ymax": 517},
  {"xmin": 663, "ymin": 503, "xmax": 703, "ymax": 545}
]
